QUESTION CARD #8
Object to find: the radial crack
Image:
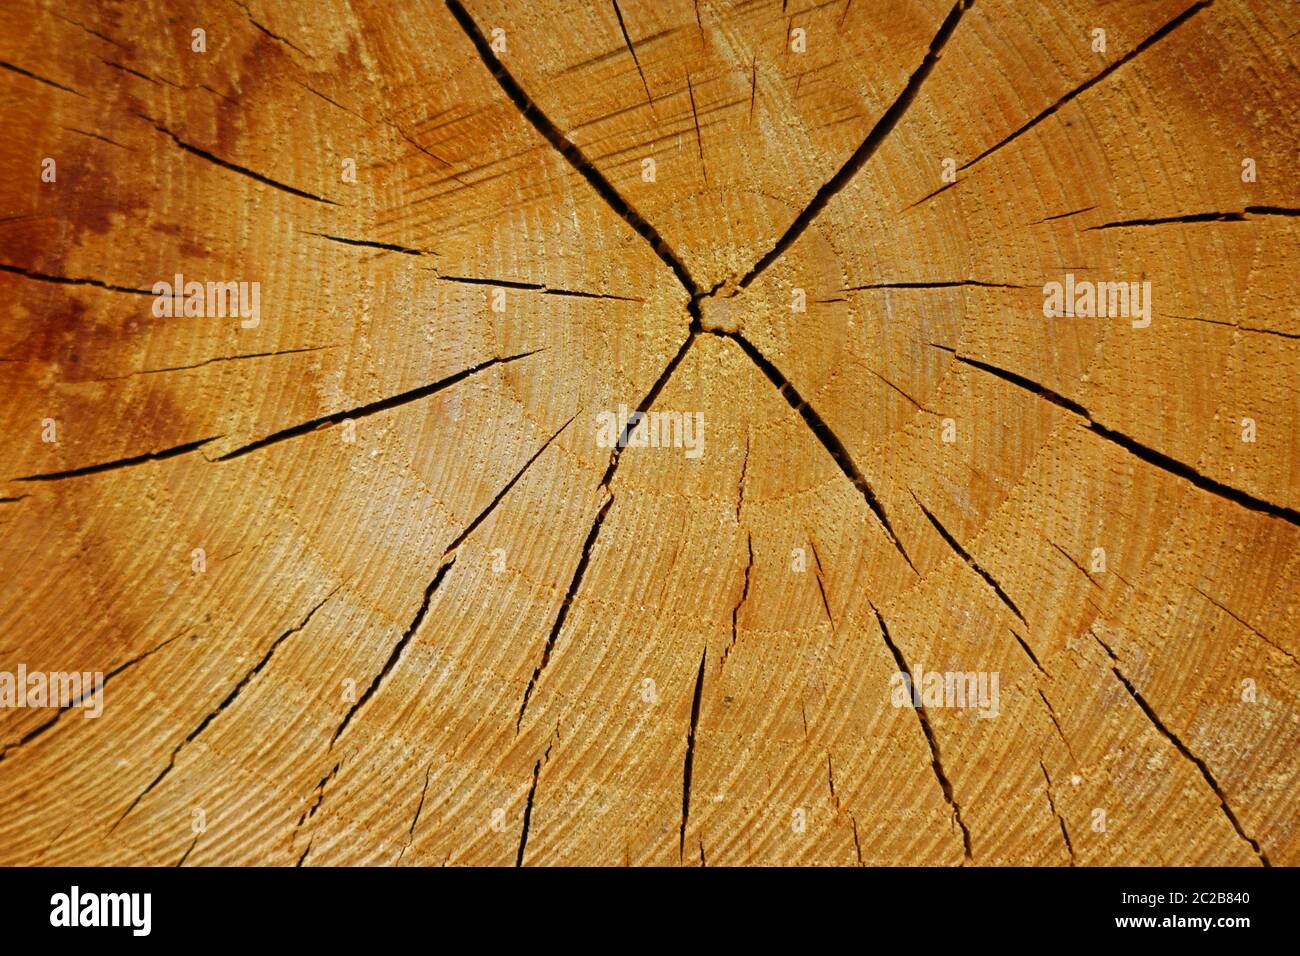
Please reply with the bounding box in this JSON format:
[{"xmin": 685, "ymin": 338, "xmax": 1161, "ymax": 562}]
[
  {"xmin": 381, "ymin": 112, "xmax": 467, "ymax": 180},
  {"xmin": 541, "ymin": 287, "xmax": 644, "ymax": 302},
  {"xmin": 1038, "ymin": 688, "xmax": 1077, "ymax": 765},
  {"xmin": 846, "ymin": 279, "xmax": 1022, "ymax": 291},
  {"xmin": 13, "ymin": 436, "xmax": 221, "ymax": 483},
  {"xmin": 687, "ymin": 74, "xmax": 706, "ymax": 181},
  {"xmin": 0, "ymin": 630, "xmax": 188, "ymax": 764},
  {"xmin": 1039, "ymin": 760, "xmax": 1076, "ymax": 864},
  {"xmin": 301, "ymin": 763, "xmax": 339, "ymax": 826},
  {"xmin": 871, "ymin": 605, "xmax": 973, "ymax": 860},
  {"xmin": 293, "ymin": 760, "xmax": 340, "ymax": 863},
  {"xmin": 234, "ymin": 0, "xmax": 310, "ymax": 57},
  {"xmin": 722, "ymin": 533, "xmax": 754, "ymax": 667},
  {"xmin": 95, "ymin": 346, "xmax": 335, "ymax": 381},
  {"xmin": 306, "ymin": 232, "xmax": 433, "ymax": 256},
  {"xmin": 51, "ymin": 12, "xmax": 127, "ymax": 50},
  {"xmin": 396, "ymin": 763, "xmax": 434, "ymax": 864},
  {"xmin": 1031, "ymin": 205, "xmax": 1096, "ymax": 224},
  {"xmin": 1093, "ymin": 635, "xmax": 1270, "ymax": 866},
  {"xmin": 329, "ymin": 560, "xmax": 454, "ymax": 747},
  {"xmin": 946, "ymin": 350, "xmax": 1300, "ymax": 527},
  {"xmin": 517, "ymin": 330, "xmax": 696, "ymax": 730},
  {"xmin": 868, "ymin": 368, "xmax": 934, "ymax": 414},
  {"xmin": 808, "ymin": 537, "xmax": 836, "ymax": 632},
  {"xmin": 516, "ymin": 495, "xmax": 613, "ymax": 730},
  {"xmin": 435, "ymin": 273, "xmax": 643, "ymax": 301},
  {"xmin": 604, "ymin": 329, "xmax": 699, "ymax": 486},
  {"xmin": 0, "ymin": 262, "xmax": 153, "ymax": 296},
  {"xmin": 112, "ymin": 592, "xmax": 335, "ymax": 830},
  {"xmin": 960, "ymin": 0, "xmax": 1214, "ymax": 170},
  {"xmin": 1193, "ymin": 587, "xmax": 1298, "ymax": 668},
  {"xmin": 611, "ymin": 0, "xmax": 656, "ymax": 110},
  {"xmin": 329, "ymin": 415, "xmax": 576, "ymax": 747},
  {"xmin": 445, "ymin": 414, "xmax": 577, "ymax": 557},
  {"xmin": 725, "ymin": 331, "xmax": 916, "ymax": 570},
  {"xmin": 1046, "ymin": 537, "xmax": 1103, "ymax": 590},
  {"xmin": 215, "ymin": 349, "xmax": 542, "ymax": 461},
  {"xmin": 739, "ymin": 0, "xmax": 974, "ymax": 287},
  {"xmin": 63, "ymin": 126, "xmax": 134, "ymax": 150},
  {"xmin": 911, "ymin": 489, "xmax": 1028, "ymax": 626},
  {"xmin": 446, "ymin": 0, "xmax": 699, "ymax": 296},
  {"xmin": 439, "ymin": 274, "xmax": 544, "ymax": 290},
  {"xmin": 904, "ymin": 179, "xmax": 960, "ymax": 210},
  {"xmin": 1087, "ymin": 206, "xmax": 1298, "ymax": 229},
  {"xmin": 1167, "ymin": 313, "xmax": 1300, "ymax": 341},
  {"xmin": 748, "ymin": 56, "xmax": 757, "ymax": 123},
  {"xmin": 680, "ymin": 649, "xmax": 707, "ymax": 861},
  {"xmin": 101, "ymin": 59, "xmax": 162, "ymax": 84},
  {"xmin": 175, "ymin": 835, "xmax": 199, "ymax": 867},
  {"xmin": 1009, "ymin": 627, "xmax": 1048, "ymax": 677},
  {"xmin": 516, "ymin": 737, "xmax": 555, "ymax": 866},
  {"xmin": 735, "ymin": 435, "xmax": 750, "ymax": 520},
  {"xmin": 0, "ymin": 60, "xmax": 85, "ymax": 96},
  {"xmin": 152, "ymin": 123, "xmax": 338, "ymax": 204}
]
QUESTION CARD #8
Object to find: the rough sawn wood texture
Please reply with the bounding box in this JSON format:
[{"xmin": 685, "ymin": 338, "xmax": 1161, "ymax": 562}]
[{"xmin": 0, "ymin": 0, "xmax": 1297, "ymax": 866}]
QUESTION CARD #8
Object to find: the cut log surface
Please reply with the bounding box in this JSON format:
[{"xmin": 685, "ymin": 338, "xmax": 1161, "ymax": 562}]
[{"xmin": 0, "ymin": 0, "xmax": 1296, "ymax": 867}]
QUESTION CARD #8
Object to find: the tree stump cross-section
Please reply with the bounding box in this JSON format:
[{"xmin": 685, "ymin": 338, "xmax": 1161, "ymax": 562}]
[{"xmin": 0, "ymin": 0, "xmax": 1297, "ymax": 866}]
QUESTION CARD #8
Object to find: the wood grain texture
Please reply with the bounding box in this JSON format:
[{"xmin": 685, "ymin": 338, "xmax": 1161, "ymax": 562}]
[{"xmin": 0, "ymin": 0, "xmax": 1296, "ymax": 866}]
